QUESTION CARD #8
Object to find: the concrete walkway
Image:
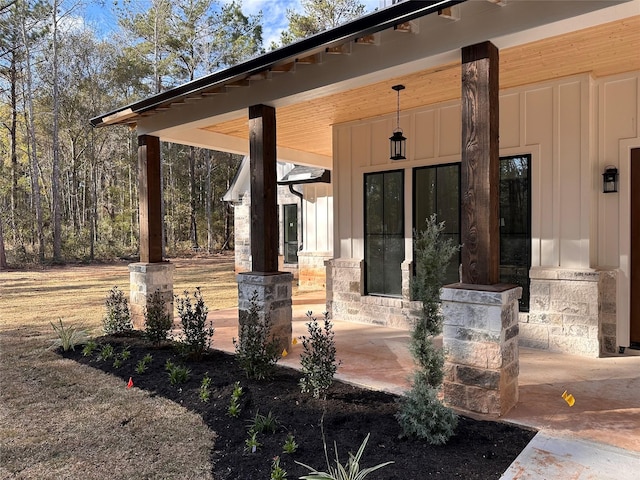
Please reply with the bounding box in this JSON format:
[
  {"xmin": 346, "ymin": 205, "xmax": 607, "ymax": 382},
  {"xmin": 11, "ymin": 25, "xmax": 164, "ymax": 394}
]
[{"xmin": 207, "ymin": 289, "xmax": 640, "ymax": 479}]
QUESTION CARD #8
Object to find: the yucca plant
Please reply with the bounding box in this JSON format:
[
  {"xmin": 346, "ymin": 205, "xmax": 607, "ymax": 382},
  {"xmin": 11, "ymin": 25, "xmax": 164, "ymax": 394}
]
[
  {"xmin": 50, "ymin": 319, "xmax": 87, "ymax": 352},
  {"xmin": 296, "ymin": 433, "xmax": 393, "ymax": 480}
]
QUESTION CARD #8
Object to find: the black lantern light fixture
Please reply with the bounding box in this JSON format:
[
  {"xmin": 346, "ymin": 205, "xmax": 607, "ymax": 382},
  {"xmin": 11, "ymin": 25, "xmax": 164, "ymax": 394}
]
[
  {"xmin": 602, "ymin": 166, "xmax": 619, "ymax": 193},
  {"xmin": 389, "ymin": 84, "xmax": 406, "ymax": 160}
]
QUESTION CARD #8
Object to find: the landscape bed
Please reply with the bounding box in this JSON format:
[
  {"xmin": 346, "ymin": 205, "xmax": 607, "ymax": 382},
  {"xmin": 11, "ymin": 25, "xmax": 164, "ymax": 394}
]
[{"xmin": 60, "ymin": 333, "xmax": 536, "ymax": 480}]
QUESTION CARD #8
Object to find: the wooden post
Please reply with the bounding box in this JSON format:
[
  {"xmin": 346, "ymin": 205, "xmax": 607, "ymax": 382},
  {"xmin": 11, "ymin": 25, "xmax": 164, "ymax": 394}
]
[
  {"xmin": 138, "ymin": 135, "xmax": 163, "ymax": 263},
  {"xmin": 248, "ymin": 104, "xmax": 278, "ymax": 273},
  {"xmin": 460, "ymin": 41, "xmax": 500, "ymax": 285}
]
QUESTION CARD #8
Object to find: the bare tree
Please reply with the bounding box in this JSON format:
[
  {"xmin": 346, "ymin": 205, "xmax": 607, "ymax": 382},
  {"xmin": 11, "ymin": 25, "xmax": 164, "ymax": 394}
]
[{"xmin": 20, "ymin": 0, "xmax": 45, "ymax": 262}]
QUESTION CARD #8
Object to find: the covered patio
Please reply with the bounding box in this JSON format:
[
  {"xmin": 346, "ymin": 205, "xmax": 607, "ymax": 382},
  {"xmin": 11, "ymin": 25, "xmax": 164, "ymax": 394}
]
[{"xmin": 92, "ymin": 0, "xmax": 640, "ymax": 423}]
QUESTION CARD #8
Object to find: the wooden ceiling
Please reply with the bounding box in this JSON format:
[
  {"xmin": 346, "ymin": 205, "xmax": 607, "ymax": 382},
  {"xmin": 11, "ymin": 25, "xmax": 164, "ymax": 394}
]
[{"xmin": 203, "ymin": 16, "xmax": 640, "ymax": 159}]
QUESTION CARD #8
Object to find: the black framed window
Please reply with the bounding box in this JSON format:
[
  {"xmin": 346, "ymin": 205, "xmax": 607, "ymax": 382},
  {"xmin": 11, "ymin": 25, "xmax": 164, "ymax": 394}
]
[
  {"xmin": 499, "ymin": 155, "xmax": 531, "ymax": 311},
  {"xmin": 412, "ymin": 155, "xmax": 532, "ymax": 311},
  {"xmin": 413, "ymin": 164, "xmax": 461, "ymax": 285},
  {"xmin": 364, "ymin": 170, "xmax": 404, "ymax": 296}
]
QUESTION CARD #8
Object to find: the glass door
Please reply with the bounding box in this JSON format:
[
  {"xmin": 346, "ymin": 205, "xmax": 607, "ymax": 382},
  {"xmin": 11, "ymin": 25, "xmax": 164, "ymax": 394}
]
[
  {"xmin": 283, "ymin": 204, "xmax": 298, "ymax": 264},
  {"xmin": 364, "ymin": 170, "xmax": 404, "ymax": 296}
]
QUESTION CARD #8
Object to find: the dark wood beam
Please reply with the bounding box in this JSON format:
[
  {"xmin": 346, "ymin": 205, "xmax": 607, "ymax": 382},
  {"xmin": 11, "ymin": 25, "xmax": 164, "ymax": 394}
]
[
  {"xmin": 249, "ymin": 104, "xmax": 278, "ymax": 273},
  {"xmin": 461, "ymin": 41, "xmax": 500, "ymax": 285},
  {"xmin": 138, "ymin": 135, "xmax": 163, "ymax": 263}
]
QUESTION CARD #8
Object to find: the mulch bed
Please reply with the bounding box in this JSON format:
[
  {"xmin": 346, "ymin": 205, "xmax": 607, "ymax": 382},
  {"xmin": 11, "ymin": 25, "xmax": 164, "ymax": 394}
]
[{"xmin": 60, "ymin": 333, "xmax": 536, "ymax": 479}]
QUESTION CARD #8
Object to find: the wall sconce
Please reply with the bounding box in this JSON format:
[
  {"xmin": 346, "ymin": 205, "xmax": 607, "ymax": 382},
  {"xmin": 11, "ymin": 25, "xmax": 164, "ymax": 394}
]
[
  {"xmin": 389, "ymin": 84, "xmax": 406, "ymax": 160},
  {"xmin": 602, "ymin": 166, "xmax": 618, "ymax": 193}
]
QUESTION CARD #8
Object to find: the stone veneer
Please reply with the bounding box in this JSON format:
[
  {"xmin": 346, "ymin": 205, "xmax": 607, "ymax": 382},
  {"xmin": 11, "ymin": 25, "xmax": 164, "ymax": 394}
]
[
  {"xmin": 598, "ymin": 270, "xmax": 617, "ymax": 355},
  {"xmin": 298, "ymin": 251, "xmax": 332, "ymax": 291},
  {"xmin": 129, "ymin": 262, "xmax": 175, "ymax": 329},
  {"xmin": 325, "ymin": 259, "xmax": 421, "ymax": 328},
  {"xmin": 441, "ymin": 285, "xmax": 521, "ymax": 416},
  {"xmin": 233, "ymin": 195, "xmax": 251, "ymax": 273},
  {"xmin": 524, "ymin": 268, "xmax": 618, "ymax": 357},
  {"xmin": 237, "ymin": 272, "xmax": 293, "ymax": 354}
]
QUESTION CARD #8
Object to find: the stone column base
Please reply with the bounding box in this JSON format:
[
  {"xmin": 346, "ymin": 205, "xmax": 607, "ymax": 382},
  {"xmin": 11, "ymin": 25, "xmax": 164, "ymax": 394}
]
[
  {"xmin": 441, "ymin": 284, "xmax": 521, "ymax": 416},
  {"xmin": 237, "ymin": 272, "xmax": 293, "ymax": 354},
  {"xmin": 129, "ymin": 262, "xmax": 175, "ymax": 329}
]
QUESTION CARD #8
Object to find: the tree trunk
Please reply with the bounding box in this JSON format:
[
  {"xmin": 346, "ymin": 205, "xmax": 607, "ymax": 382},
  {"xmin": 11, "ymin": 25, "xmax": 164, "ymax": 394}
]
[
  {"xmin": 51, "ymin": 1, "xmax": 63, "ymax": 262},
  {"xmin": 206, "ymin": 150, "xmax": 213, "ymax": 253},
  {"xmin": 189, "ymin": 146, "xmax": 198, "ymax": 249},
  {"xmin": 0, "ymin": 219, "xmax": 7, "ymax": 270},
  {"xmin": 9, "ymin": 49, "xmax": 19, "ymax": 246},
  {"xmin": 21, "ymin": 15, "xmax": 45, "ymax": 263}
]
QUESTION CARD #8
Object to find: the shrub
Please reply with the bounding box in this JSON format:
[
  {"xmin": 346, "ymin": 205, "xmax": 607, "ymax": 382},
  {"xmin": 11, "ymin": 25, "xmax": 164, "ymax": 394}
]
[
  {"xmin": 50, "ymin": 319, "xmax": 86, "ymax": 352},
  {"xmin": 233, "ymin": 292, "xmax": 280, "ymax": 380},
  {"xmin": 270, "ymin": 456, "xmax": 287, "ymax": 480},
  {"xmin": 396, "ymin": 214, "xmax": 460, "ymax": 444},
  {"xmin": 396, "ymin": 373, "xmax": 458, "ymax": 446},
  {"xmin": 296, "ymin": 433, "xmax": 393, "ymax": 480},
  {"xmin": 227, "ymin": 381, "xmax": 243, "ymax": 418},
  {"xmin": 166, "ymin": 361, "xmax": 191, "ymax": 385},
  {"xmin": 97, "ymin": 343, "xmax": 115, "ymax": 362},
  {"xmin": 282, "ymin": 433, "xmax": 298, "ymax": 454},
  {"xmin": 136, "ymin": 353, "xmax": 153, "ymax": 374},
  {"xmin": 199, "ymin": 374, "xmax": 211, "ymax": 403},
  {"xmin": 175, "ymin": 288, "xmax": 213, "ymax": 359},
  {"xmin": 299, "ymin": 311, "xmax": 340, "ymax": 399},
  {"xmin": 244, "ymin": 430, "xmax": 261, "ymax": 453},
  {"xmin": 144, "ymin": 290, "xmax": 173, "ymax": 345},
  {"xmin": 247, "ymin": 410, "xmax": 279, "ymax": 434},
  {"xmin": 103, "ymin": 286, "xmax": 132, "ymax": 334},
  {"xmin": 113, "ymin": 346, "xmax": 131, "ymax": 369},
  {"xmin": 82, "ymin": 340, "xmax": 97, "ymax": 357}
]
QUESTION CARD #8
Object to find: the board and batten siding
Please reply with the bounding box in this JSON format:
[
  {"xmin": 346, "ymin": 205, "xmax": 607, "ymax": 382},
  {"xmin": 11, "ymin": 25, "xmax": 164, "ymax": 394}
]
[{"xmin": 333, "ymin": 72, "xmax": 640, "ymax": 272}]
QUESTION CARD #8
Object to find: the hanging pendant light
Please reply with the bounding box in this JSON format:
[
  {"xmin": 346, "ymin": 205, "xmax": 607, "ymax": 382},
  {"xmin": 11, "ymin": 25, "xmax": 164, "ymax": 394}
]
[{"xmin": 389, "ymin": 84, "xmax": 406, "ymax": 160}]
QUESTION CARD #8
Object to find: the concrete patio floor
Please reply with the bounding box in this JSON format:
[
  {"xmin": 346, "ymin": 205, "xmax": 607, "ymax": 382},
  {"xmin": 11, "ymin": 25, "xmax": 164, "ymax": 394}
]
[{"xmin": 207, "ymin": 288, "xmax": 640, "ymax": 478}]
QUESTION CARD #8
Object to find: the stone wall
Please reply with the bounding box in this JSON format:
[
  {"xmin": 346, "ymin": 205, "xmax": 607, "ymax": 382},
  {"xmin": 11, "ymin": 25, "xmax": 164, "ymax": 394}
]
[
  {"xmin": 233, "ymin": 187, "xmax": 303, "ymax": 276},
  {"xmin": 441, "ymin": 285, "xmax": 521, "ymax": 416},
  {"xmin": 599, "ymin": 270, "xmax": 617, "ymax": 355},
  {"xmin": 326, "ymin": 259, "xmax": 421, "ymax": 327},
  {"xmin": 234, "ymin": 195, "xmax": 251, "ymax": 273},
  {"xmin": 237, "ymin": 272, "xmax": 293, "ymax": 354},
  {"xmin": 298, "ymin": 251, "xmax": 332, "ymax": 290},
  {"xmin": 129, "ymin": 262, "xmax": 175, "ymax": 329},
  {"xmin": 523, "ymin": 268, "xmax": 618, "ymax": 357}
]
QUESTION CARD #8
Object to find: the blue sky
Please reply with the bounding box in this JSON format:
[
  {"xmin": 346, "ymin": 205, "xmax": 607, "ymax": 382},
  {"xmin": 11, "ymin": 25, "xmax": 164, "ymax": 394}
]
[
  {"xmin": 234, "ymin": 0, "xmax": 384, "ymax": 47},
  {"xmin": 84, "ymin": 0, "xmax": 384, "ymax": 47}
]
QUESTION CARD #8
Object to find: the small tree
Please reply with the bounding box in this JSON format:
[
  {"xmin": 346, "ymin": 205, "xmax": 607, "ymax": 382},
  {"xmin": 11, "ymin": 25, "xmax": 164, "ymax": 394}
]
[
  {"xmin": 144, "ymin": 290, "xmax": 173, "ymax": 346},
  {"xmin": 103, "ymin": 286, "xmax": 132, "ymax": 334},
  {"xmin": 396, "ymin": 215, "xmax": 460, "ymax": 445},
  {"xmin": 233, "ymin": 292, "xmax": 280, "ymax": 380},
  {"xmin": 175, "ymin": 287, "xmax": 213, "ymax": 359}
]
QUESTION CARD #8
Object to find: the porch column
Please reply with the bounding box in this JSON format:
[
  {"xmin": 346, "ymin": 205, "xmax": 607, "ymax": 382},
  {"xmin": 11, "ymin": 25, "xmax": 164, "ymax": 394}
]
[
  {"xmin": 129, "ymin": 134, "xmax": 173, "ymax": 329},
  {"xmin": 237, "ymin": 105, "xmax": 292, "ymax": 353},
  {"xmin": 461, "ymin": 41, "xmax": 500, "ymax": 285},
  {"xmin": 442, "ymin": 42, "xmax": 520, "ymax": 416}
]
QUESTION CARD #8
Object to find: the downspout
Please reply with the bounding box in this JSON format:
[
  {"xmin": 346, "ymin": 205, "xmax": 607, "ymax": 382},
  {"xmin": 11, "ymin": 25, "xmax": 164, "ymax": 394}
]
[{"xmin": 288, "ymin": 184, "xmax": 304, "ymax": 251}]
